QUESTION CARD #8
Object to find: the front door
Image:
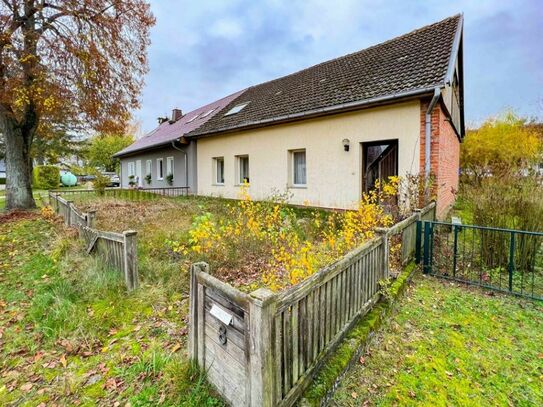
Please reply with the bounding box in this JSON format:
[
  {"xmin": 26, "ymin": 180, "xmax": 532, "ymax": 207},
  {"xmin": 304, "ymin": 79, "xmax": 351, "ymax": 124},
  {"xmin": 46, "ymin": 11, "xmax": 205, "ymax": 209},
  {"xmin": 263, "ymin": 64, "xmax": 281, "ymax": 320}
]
[{"xmin": 362, "ymin": 140, "xmax": 398, "ymax": 193}]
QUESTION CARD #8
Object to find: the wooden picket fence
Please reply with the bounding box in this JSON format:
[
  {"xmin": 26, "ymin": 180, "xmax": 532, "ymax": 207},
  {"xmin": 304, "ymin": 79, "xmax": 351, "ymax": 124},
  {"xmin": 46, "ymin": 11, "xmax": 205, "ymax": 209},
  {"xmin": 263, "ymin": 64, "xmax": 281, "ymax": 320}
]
[
  {"xmin": 189, "ymin": 203, "xmax": 436, "ymax": 406},
  {"xmin": 48, "ymin": 192, "xmax": 138, "ymax": 290}
]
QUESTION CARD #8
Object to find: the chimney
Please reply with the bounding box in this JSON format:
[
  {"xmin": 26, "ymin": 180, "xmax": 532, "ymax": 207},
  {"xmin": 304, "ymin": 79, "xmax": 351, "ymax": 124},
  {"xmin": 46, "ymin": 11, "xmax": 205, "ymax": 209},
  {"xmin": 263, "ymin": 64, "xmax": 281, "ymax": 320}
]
[{"xmin": 171, "ymin": 108, "xmax": 183, "ymax": 122}]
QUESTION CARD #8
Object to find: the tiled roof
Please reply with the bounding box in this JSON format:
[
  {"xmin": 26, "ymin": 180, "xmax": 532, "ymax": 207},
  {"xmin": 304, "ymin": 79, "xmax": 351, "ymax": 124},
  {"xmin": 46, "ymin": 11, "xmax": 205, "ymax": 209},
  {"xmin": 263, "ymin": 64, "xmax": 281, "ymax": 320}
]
[
  {"xmin": 114, "ymin": 90, "xmax": 245, "ymax": 157},
  {"xmin": 188, "ymin": 14, "xmax": 462, "ymax": 138}
]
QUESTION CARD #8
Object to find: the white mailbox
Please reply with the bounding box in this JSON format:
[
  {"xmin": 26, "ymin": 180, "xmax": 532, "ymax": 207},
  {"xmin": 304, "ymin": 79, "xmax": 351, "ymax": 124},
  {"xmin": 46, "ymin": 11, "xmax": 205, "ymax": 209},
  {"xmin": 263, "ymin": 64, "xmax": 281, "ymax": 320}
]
[{"xmin": 210, "ymin": 304, "xmax": 233, "ymax": 326}]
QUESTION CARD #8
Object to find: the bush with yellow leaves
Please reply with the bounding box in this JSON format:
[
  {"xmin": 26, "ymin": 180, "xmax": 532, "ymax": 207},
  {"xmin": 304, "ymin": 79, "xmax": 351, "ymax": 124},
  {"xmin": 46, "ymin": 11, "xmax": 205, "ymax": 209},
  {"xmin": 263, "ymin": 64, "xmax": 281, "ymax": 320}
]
[{"xmin": 170, "ymin": 178, "xmax": 399, "ymax": 291}]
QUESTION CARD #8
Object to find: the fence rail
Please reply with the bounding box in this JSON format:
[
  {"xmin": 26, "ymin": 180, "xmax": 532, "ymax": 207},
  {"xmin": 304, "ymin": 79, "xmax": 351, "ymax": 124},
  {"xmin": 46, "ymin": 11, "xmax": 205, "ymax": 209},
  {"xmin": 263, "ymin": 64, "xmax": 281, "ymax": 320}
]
[
  {"xmin": 48, "ymin": 192, "xmax": 138, "ymax": 290},
  {"xmin": 49, "ymin": 186, "xmax": 190, "ymax": 199},
  {"xmin": 419, "ymin": 220, "xmax": 543, "ymax": 301},
  {"xmin": 189, "ymin": 203, "xmax": 436, "ymax": 406}
]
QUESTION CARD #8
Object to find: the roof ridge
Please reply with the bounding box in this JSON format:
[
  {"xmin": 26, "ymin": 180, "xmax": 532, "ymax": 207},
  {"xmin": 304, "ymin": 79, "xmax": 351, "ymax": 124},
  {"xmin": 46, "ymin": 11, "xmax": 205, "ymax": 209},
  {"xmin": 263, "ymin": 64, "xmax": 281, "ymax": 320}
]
[{"xmin": 242, "ymin": 13, "xmax": 462, "ymax": 91}]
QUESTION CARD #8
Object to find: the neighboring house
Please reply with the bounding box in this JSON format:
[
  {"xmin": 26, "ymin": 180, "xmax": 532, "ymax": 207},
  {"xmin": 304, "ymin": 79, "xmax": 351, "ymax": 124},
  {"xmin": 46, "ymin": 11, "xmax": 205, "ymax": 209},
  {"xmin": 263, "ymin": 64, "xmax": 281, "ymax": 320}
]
[
  {"xmin": 117, "ymin": 14, "xmax": 465, "ymax": 218},
  {"xmin": 114, "ymin": 92, "xmax": 243, "ymax": 190}
]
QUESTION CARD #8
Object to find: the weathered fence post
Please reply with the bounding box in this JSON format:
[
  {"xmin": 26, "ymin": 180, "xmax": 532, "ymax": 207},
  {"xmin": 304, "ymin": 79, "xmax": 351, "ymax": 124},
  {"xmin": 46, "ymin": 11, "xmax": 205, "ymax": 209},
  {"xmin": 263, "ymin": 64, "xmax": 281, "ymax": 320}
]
[
  {"xmin": 188, "ymin": 263, "xmax": 200, "ymax": 361},
  {"xmin": 123, "ymin": 230, "xmax": 138, "ymax": 290},
  {"xmin": 414, "ymin": 208, "xmax": 423, "ymax": 264},
  {"xmin": 65, "ymin": 201, "xmax": 73, "ymax": 226},
  {"xmin": 376, "ymin": 227, "xmax": 390, "ymax": 278},
  {"xmin": 249, "ymin": 288, "xmax": 277, "ymax": 407},
  {"xmin": 188, "ymin": 262, "xmax": 208, "ymax": 367},
  {"xmin": 86, "ymin": 210, "xmax": 97, "ymax": 228}
]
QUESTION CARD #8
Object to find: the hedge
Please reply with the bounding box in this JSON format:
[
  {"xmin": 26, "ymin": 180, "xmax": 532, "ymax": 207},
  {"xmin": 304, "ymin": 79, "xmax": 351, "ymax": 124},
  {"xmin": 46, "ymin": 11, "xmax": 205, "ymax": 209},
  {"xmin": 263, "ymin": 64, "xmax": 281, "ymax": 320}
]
[
  {"xmin": 33, "ymin": 165, "xmax": 60, "ymax": 190},
  {"xmin": 0, "ymin": 178, "xmax": 5, "ymax": 185}
]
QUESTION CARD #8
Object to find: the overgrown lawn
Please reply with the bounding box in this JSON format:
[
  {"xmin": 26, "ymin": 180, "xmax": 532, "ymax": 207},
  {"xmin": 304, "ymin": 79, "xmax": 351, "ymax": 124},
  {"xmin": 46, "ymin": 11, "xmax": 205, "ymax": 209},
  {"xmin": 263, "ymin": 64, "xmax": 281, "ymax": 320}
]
[
  {"xmin": 331, "ymin": 275, "xmax": 543, "ymax": 406},
  {"xmin": 0, "ymin": 213, "xmax": 223, "ymax": 406}
]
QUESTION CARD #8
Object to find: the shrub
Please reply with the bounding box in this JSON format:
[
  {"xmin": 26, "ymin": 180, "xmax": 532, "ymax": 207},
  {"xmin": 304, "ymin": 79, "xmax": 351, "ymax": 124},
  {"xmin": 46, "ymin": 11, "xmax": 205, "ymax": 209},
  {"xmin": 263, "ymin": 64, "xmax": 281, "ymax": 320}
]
[
  {"xmin": 145, "ymin": 173, "xmax": 152, "ymax": 185},
  {"xmin": 33, "ymin": 165, "xmax": 60, "ymax": 189},
  {"xmin": 463, "ymin": 174, "xmax": 543, "ymax": 273},
  {"xmin": 168, "ymin": 179, "xmax": 399, "ymax": 291},
  {"xmin": 93, "ymin": 174, "xmax": 110, "ymax": 196},
  {"xmin": 166, "ymin": 173, "xmax": 174, "ymax": 186},
  {"xmin": 0, "ymin": 178, "xmax": 5, "ymax": 185},
  {"xmin": 461, "ymin": 112, "xmax": 542, "ymax": 184}
]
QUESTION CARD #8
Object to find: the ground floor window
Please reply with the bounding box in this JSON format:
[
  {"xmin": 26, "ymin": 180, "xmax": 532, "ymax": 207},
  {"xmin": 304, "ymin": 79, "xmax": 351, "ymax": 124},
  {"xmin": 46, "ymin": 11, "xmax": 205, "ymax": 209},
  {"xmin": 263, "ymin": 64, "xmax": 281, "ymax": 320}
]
[
  {"xmin": 146, "ymin": 160, "xmax": 152, "ymax": 178},
  {"xmin": 157, "ymin": 158, "xmax": 163, "ymax": 180},
  {"xmin": 291, "ymin": 149, "xmax": 307, "ymax": 186},
  {"xmin": 237, "ymin": 155, "xmax": 249, "ymax": 184},
  {"xmin": 214, "ymin": 157, "xmax": 224, "ymax": 184},
  {"xmin": 362, "ymin": 140, "xmax": 398, "ymax": 193},
  {"xmin": 166, "ymin": 157, "xmax": 174, "ymax": 180},
  {"xmin": 127, "ymin": 162, "xmax": 135, "ymax": 177}
]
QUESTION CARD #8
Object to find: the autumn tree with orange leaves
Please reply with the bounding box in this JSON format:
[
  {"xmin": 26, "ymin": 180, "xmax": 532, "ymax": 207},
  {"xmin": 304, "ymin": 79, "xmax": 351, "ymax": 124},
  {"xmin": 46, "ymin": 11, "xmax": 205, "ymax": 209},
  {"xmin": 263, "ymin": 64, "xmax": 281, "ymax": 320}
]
[{"xmin": 0, "ymin": 1, "xmax": 155, "ymax": 209}]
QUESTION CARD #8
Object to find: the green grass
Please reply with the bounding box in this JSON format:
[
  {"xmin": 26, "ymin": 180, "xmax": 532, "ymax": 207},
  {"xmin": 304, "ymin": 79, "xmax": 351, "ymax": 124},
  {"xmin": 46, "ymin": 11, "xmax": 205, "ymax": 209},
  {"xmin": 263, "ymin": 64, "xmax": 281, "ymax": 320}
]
[
  {"xmin": 331, "ymin": 274, "xmax": 543, "ymax": 406},
  {"xmin": 0, "ymin": 215, "xmax": 224, "ymax": 406}
]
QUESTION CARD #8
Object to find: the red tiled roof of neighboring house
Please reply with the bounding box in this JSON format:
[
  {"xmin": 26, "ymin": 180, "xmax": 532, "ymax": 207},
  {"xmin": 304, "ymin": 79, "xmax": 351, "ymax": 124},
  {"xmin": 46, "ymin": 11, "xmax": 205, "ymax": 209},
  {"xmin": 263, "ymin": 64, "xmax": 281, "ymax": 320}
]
[
  {"xmin": 114, "ymin": 90, "xmax": 245, "ymax": 157},
  {"xmin": 188, "ymin": 14, "xmax": 462, "ymax": 138}
]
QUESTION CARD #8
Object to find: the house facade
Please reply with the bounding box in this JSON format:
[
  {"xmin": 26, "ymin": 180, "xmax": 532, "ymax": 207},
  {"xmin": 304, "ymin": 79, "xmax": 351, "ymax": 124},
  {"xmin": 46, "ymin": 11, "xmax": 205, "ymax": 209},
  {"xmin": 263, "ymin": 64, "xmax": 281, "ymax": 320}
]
[{"xmin": 117, "ymin": 14, "xmax": 464, "ymax": 218}]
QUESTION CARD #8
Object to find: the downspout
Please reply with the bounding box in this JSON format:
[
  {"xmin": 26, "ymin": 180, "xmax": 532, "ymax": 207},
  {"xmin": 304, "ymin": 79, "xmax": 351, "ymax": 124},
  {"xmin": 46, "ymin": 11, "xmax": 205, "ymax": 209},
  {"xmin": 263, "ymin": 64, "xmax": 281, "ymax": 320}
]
[
  {"xmin": 171, "ymin": 140, "xmax": 189, "ymax": 188},
  {"xmin": 425, "ymin": 87, "xmax": 441, "ymax": 179}
]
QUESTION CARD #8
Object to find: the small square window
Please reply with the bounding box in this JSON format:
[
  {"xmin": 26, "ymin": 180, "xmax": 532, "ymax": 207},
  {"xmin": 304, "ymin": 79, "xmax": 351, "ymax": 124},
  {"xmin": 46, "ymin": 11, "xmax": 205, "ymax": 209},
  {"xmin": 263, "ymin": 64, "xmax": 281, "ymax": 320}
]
[
  {"xmin": 214, "ymin": 157, "xmax": 224, "ymax": 184},
  {"xmin": 237, "ymin": 155, "xmax": 249, "ymax": 184},
  {"xmin": 292, "ymin": 150, "xmax": 306, "ymax": 186}
]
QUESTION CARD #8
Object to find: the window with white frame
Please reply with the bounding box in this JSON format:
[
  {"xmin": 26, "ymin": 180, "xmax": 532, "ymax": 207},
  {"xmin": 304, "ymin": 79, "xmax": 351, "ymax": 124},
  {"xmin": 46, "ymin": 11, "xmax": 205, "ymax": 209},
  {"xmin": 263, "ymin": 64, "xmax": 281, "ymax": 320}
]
[
  {"xmin": 166, "ymin": 157, "xmax": 174, "ymax": 180},
  {"xmin": 146, "ymin": 160, "xmax": 152, "ymax": 179},
  {"xmin": 214, "ymin": 157, "xmax": 224, "ymax": 184},
  {"xmin": 291, "ymin": 150, "xmax": 306, "ymax": 186},
  {"xmin": 237, "ymin": 155, "xmax": 249, "ymax": 184},
  {"xmin": 157, "ymin": 158, "xmax": 164, "ymax": 180},
  {"xmin": 127, "ymin": 162, "xmax": 135, "ymax": 177}
]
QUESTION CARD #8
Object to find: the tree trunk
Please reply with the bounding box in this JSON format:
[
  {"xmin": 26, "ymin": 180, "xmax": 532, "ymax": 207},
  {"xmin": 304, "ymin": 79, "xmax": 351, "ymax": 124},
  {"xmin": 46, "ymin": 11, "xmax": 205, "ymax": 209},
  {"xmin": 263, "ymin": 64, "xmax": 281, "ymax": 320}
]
[{"xmin": 0, "ymin": 115, "xmax": 36, "ymax": 210}]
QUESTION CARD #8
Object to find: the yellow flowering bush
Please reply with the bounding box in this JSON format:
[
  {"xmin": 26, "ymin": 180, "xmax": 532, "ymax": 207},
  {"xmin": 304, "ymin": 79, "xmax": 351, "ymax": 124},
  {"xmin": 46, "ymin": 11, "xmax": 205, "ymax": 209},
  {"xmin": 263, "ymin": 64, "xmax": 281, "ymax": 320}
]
[{"xmin": 170, "ymin": 178, "xmax": 399, "ymax": 291}]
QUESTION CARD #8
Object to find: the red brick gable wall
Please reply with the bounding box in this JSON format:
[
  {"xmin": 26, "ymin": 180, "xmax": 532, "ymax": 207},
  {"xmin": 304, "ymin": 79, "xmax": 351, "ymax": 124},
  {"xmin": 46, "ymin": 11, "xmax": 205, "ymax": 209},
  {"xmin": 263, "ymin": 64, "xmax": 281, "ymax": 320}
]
[{"xmin": 420, "ymin": 100, "xmax": 460, "ymax": 219}]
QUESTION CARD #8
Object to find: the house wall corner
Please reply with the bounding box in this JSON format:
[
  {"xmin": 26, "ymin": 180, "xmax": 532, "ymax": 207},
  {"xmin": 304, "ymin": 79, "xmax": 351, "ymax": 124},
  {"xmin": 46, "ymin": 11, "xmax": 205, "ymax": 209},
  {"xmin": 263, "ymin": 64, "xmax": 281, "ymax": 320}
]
[{"xmin": 420, "ymin": 100, "xmax": 460, "ymax": 220}]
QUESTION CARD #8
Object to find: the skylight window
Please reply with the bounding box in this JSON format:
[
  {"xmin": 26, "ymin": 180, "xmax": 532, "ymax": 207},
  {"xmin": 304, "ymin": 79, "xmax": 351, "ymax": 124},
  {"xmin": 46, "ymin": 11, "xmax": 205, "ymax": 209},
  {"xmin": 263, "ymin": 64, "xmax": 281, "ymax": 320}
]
[
  {"xmin": 224, "ymin": 102, "xmax": 250, "ymax": 116},
  {"xmin": 186, "ymin": 114, "xmax": 199, "ymax": 123},
  {"xmin": 200, "ymin": 108, "xmax": 215, "ymax": 119}
]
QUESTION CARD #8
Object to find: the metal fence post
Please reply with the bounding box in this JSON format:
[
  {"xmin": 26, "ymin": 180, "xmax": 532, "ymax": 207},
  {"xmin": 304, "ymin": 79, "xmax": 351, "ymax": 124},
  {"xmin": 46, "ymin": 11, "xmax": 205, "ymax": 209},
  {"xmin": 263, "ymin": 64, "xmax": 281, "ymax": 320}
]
[
  {"xmin": 508, "ymin": 232, "xmax": 515, "ymax": 293},
  {"xmin": 452, "ymin": 225, "xmax": 459, "ymax": 277},
  {"xmin": 422, "ymin": 222, "xmax": 432, "ymax": 274},
  {"xmin": 123, "ymin": 230, "xmax": 138, "ymax": 290}
]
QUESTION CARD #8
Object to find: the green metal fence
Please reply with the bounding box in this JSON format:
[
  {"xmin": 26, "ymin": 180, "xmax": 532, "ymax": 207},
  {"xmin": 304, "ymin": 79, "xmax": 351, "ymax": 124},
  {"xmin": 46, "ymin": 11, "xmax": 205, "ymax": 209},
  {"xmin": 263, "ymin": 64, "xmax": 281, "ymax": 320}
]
[{"xmin": 416, "ymin": 221, "xmax": 543, "ymax": 301}]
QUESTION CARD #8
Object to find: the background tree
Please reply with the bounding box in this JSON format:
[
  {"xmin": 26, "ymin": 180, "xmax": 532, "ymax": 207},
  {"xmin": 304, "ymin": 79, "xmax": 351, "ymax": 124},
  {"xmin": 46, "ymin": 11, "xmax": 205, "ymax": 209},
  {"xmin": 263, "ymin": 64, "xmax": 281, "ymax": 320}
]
[
  {"xmin": 87, "ymin": 133, "xmax": 133, "ymax": 172},
  {"xmin": 0, "ymin": 1, "xmax": 155, "ymax": 209},
  {"xmin": 461, "ymin": 111, "xmax": 542, "ymax": 184}
]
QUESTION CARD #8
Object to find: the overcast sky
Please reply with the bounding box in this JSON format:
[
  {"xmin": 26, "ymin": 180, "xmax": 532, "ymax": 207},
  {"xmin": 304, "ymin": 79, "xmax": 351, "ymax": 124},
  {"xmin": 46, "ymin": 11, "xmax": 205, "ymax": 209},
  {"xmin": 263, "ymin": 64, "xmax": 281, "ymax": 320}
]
[{"xmin": 135, "ymin": 0, "xmax": 543, "ymax": 133}]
